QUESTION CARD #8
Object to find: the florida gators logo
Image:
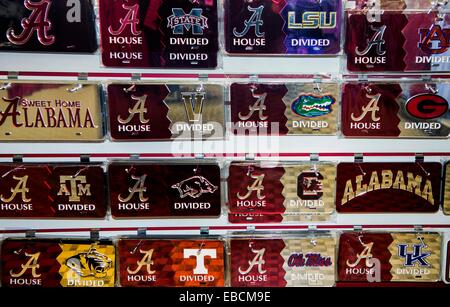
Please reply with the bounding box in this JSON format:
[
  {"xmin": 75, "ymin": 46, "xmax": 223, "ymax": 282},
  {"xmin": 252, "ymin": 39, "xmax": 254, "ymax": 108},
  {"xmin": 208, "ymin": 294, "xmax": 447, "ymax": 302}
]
[
  {"xmin": 65, "ymin": 247, "xmax": 112, "ymax": 278},
  {"xmin": 291, "ymin": 94, "xmax": 335, "ymax": 118}
]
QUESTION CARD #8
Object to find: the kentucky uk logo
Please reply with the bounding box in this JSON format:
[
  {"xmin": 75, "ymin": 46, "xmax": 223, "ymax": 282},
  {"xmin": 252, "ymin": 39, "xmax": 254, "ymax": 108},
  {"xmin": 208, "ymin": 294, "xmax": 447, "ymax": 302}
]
[
  {"xmin": 167, "ymin": 8, "xmax": 208, "ymax": 35},
  {"xmin": 291, "ymin": 94, "xmax": 335, "ymax": 118},
  {"xmin": 397, "ymin": 243, "xmax": 430, "ymax": 267}
]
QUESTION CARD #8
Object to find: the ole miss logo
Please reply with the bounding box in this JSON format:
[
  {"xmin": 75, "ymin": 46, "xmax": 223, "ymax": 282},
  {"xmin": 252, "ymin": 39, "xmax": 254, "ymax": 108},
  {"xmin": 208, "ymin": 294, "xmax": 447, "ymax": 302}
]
[{"xmin": 406, "ymin": 94, "xmax": 449, "ymax": 120}]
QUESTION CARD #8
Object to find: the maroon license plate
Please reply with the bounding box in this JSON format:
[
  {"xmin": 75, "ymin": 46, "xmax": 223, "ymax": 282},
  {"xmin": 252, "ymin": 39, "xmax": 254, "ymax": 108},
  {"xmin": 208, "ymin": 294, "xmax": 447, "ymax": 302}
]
[
  {"xmin": 99, "ymin": 0, "xmax": 218, "ymax": 68},
  {"xmin": 0, "ymin": 0, "xmax": 97, "ymax": 53},
  {"xmin": 338, "ymin": 232, "xmax": 441, "ymax": 282},
  {"xmin": 341, "ymin": 82, "xmax": 450, "ymax": 138},
  {"xmin": 107, "ymin": 83, "xmax": 225, "ymax": 141},
  {"xmin": 229, "ymin": 82, "xmax": 339, "ymax": 135},
  {"xmin": 345, "ymin": 2, "xmax": 450, "ymax": 72},
  {"xmin": 336, "ymin": 162, "xmax": 442, "ymax": 213},
  {"xmin": 0, "ymin": 163, "xmax": 106, "ymax": 218},
  {"xmin": 108, "ymin": 161, "xmax": 221, "ymax": 218}
]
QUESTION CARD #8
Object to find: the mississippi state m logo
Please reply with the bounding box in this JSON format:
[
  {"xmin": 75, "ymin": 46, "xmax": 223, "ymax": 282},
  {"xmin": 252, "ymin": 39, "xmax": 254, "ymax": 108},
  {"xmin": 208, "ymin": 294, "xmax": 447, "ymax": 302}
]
[
  {"xmin": 167, "ymin": 8, "xmax": 208, "ymax": 35},
  {"xmin": 398, "ymin": 244, "xmax": 431, "ymax": 267}
]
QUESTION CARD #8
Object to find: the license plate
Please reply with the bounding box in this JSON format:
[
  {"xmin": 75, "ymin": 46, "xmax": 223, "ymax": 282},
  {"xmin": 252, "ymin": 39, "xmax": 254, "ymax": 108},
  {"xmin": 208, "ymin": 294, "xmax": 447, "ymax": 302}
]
[
  {"xmin": 446, "ymin": 241, "xmax": 450, "ymax": 283},
  {"xmin": 345, "ymin": 2, "xmax": 450, "ymax": 72},
  {"xmin": 0, "ymin": 0, "xmax": 97, "ymax": 52},
  {"xmin": 99, "ymin": 0, "xmax": 218, "ymax": 68},
  {"xmin": 0, "ymin": 163, "xmax": 106, "ymax": 218},
  {"xmin": 336, "ymin": 162, "xmax": 442, "ymax": 213},
  {"xmin": 224, "ymin": 0, "xmax": 341, "ymax": 55},
  {"xmin": 228, "ymin": 162, "xmax": 336, "ymax": 222},
  {"xmin": 1, "ymin": 239, "xmax": 115, "ymax": 287},
  {"xmin": 230, "ymin": 83, "xmax": 339, "ymax": 135},
  {"xmin": 108, "ymin": 161, "xmax": 221, "ymax": 218},
  {"xmin": 118, "ymin": 238, "xmax": 225, "ymax": 287},
  {"xmin": 0, "ymin": 82, "xmax": 104, "ymax": 141},
  {"xmin": 443, "ymin": 162, "xmax": 450, "ymax": 215},
  {"xmin": 107, "ymin": 83, "xmax": 224, "ymax": 140},
  {"xmin": 338, "ymin": 232, "xmax": 441, "ymax": 282},
  {"xmin": 341, "ymin": 82, "xmax": 450, "ymax": 138},
  {"xmin": 230, "ymin": 236, "xmax": 335, "ymax": 287}
]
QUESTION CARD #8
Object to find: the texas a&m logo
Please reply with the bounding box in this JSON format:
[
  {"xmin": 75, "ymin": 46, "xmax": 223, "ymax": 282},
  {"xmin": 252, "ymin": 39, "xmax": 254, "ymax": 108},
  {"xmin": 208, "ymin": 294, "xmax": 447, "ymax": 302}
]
[{"xmin": 57, "ymin": 175, "xmax": 91, "ymax": 202}]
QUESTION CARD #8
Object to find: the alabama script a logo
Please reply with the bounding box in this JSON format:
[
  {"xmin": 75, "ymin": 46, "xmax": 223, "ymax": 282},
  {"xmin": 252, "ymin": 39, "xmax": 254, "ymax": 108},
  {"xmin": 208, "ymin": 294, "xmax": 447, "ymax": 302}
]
[
  {"xmin": 7, "ymin": 0, "xmax": 55, "ymax": 46},
  {"xmin": 233, "ymin": 5, "xmax": 264, "ymax": 38},
  {"xmin": 355, "ymin": 25, "xmax": 386, "ymax": 56},
  {"xmin": 108, "ymin": 4, "xmax": 141, "ymax": 36}
]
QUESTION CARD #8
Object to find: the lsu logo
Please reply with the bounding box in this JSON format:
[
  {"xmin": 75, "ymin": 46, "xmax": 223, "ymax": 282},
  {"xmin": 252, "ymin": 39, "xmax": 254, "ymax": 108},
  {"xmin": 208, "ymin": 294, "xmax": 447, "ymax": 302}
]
[
  {"xmin": 288, "ymin": 11, "xmax": 337, "ymax": 29},
  {"xmin": 167, "ymin": 8, "xmax": 208, "ymax": 35},
  {"xmin": 65, "ymin": 247, "xmax": 113, "ymax": 278},
  {"xmin": 171, "ymin": 176, "xmax": 218, "ymax": 199},
  {"xmin": 398, "ymin": 244, "xmax": 431, "ymax": 267}
]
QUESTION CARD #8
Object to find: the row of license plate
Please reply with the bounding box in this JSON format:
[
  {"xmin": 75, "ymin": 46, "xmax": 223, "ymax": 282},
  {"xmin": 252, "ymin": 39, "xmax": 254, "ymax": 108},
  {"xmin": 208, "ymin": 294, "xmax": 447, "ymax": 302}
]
[
  {"xmin": 1, "ymin": 161, "xmax": 450, "ymax": 219},
  {"xmin": 1, "ymin": 233, "xmax": 448, "ymax": 287},
  {"xmin": 0, "ymin": 81, "xmax": 449, "ymax": 140},
  {"xmin": 0, "ymin": 0, "xmax": 449, "ymax": 72}
]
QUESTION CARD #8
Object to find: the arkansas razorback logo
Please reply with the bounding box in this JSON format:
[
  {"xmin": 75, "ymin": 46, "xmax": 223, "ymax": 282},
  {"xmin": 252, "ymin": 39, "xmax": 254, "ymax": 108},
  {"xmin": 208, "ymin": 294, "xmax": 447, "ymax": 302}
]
[
  {"xmin": 171, "ymin": 176, "xmax": 217, "ymax": 199},
  {"xmin": 65, "ymin": 247, "xmax": 112, "ymax": 278}
]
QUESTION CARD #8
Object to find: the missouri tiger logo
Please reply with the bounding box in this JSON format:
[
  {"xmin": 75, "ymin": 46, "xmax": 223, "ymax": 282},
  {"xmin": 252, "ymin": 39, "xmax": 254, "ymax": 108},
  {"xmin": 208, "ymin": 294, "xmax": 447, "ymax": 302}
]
[{"xmin": 65, "ymin": 247, "xmax": 112, "ymax": 278}]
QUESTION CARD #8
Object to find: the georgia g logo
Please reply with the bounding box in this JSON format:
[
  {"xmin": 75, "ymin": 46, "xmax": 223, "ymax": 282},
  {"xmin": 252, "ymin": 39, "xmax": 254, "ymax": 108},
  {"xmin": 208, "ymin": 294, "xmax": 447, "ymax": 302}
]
[{"xmin": 406, "ymin": 94, "xmax": 449, "ymax": 120}]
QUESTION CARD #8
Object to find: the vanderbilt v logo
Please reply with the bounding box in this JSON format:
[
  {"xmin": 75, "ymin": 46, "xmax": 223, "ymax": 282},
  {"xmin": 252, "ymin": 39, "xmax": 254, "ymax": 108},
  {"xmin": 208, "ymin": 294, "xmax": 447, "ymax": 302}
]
[
  {"xmin": 239, "ymin": 247, "xmax": 267, "ymax": 275},
  {"xmin": 351, "ymin": 93, "xmax": 381, "ymax": 122},
  {"xmin": 239, "ymin": 93, "xmax": 268, "ymax": 121},
  {"xmin": 181, "ymin": 92, "xmax": 206, "ymax": 122},
  {"xmin": 127, "ymin": 249, "xmax": 156, "ymax": 275},
  {"xmin": 10, "ymin": 252, "xmax": 41, "ymax": 278},
  {"xmin": 118, "ymin": 174, "xmax": 149, "ymax": 203},
  {"xmin": 118, "ymin": 95, "xmax": 149, "ymax": 124}
]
